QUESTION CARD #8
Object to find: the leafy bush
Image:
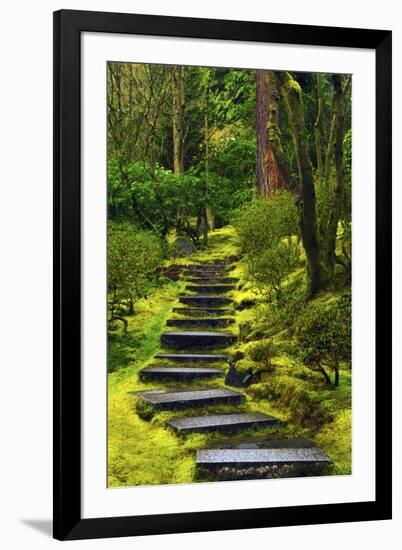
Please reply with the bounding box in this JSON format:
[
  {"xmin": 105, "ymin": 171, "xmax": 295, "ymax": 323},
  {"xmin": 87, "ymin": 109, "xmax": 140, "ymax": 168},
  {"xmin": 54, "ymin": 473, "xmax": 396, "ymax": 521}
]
[
  {"xmin": 248, "ymin": 339, "xmax": 275, "ymax": 370},
  {"xmin": 108, "ymin": 221, "xmax": 163, "ymax": 329},
  {"xmin": 293, "ymin": 293, "xmax": 351, "ymax": 386},
  {"xmin": 236, "ymin": 191, "xmax": 299, "ymax": 253},
  {"xmin": 235, "ymin": 193, "xmax": 300, "ymax": 301}
]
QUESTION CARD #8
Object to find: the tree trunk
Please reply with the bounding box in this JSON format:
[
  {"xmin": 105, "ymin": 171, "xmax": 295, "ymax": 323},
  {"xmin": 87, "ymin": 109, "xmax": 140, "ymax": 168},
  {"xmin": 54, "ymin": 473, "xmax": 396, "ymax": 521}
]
[
  {"xmin": 334, "ymin": 366, "xmax": 340, "ymax": 387},
  {"xmin": 172, "ymin": 66, "xmax": 184, "ymax": 175},
  {"xmin": 324, "ymin": 75, "xmax": 345, "ymax": 277},
  {"xmin": 256, "ymin": 70, "xmax": 286, "ymax": 196},
  {"xmin": 275, "ymin": 72, "xmax": 325, "ymax": 297},
  {"xmin": 172, "ymin": 66, "xmax": 185, "ymax": 235},
  {"xmin": 314, "ymin": 73, "xmax": 324, "ymax": 181},
  {"xmin": 256, "ymin": 70, "xmax": 268, "ymax": 195},
  {"xmin": 318, "ymin": 364, "xmax": 332, "ymax": 385},
  {"xmin": 324, "ymin": 113, "xmax": 336, "ymax": 183},
  {"xmin": 203, "ymin": 71, "xmax": 211, "ymax": 245}
]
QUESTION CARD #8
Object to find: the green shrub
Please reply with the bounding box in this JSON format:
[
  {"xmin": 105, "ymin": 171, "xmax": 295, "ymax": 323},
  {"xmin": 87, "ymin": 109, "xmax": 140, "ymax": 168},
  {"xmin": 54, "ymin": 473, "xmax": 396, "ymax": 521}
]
[
  {"xmin": 235, "ymin": 193, "xmax": 300, "ymax": 301},
  {"xmin": 293, "ymin": 293, "xmax": 351, "ymax": 386},
  {"xmin": 248, "ymin": 339, "xmax": 276, "ymax": 370},
  {"xmin": 108, "ymin": 221, "xmax": 163, "ymax": 328},
  {"xmin": 236, "ymin": 192, "xmax": 299, "ymax": 252}
]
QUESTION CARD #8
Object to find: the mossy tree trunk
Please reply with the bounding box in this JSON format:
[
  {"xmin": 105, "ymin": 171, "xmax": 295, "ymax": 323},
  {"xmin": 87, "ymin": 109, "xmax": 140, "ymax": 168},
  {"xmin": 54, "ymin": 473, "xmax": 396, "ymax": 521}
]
[
  {"xmin": 324, "ymin": 74, "xmax": 346, "ymax": 278},
  {"xmin": 172, "ymin": 66, "xmax": 184, "ymax": 175},
  {"xmin": 202, "ymin": 70, "xmax": 212, "ymax": 245},
  {"xmin": 172, "ymin": 66, "xmax": 184, "ymax": 235},
  {"xmin": 314, "ymin": 73, "xmax": 324, "ymax": 181},
  {"xmin": 256, "ymin": 70, "xmax": 286, "ymax": 196},
  {"xmin": 256, "ymin": 70, "xmax": 268, "ymax": 195},
  {"xmin": 274, "ymin": 72, "xmax": 326, "ymax": 298}
]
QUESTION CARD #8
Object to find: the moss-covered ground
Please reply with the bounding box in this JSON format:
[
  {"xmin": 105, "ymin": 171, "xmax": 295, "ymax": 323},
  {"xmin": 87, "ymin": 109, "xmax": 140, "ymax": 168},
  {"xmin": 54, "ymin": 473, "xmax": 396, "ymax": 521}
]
[{"xmin": 108, "ymin": 226, "xmax": 351, "ymax": 487}]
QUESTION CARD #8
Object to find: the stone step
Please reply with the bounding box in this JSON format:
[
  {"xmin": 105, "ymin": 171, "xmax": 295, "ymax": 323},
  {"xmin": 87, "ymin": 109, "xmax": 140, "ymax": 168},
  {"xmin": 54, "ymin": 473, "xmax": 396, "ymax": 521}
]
[
  {"xmin": 186, "ymin": 267, "xmax": 228, "ymax": 274},
  {"xmin": 138, "ymin": 388, "xmax": 244, "ymax": 410},
  {"xmin": 188, "ymin": 263, "xmax": 227, "ymax": 268},
  {"xmin": 196, "ymin": 447, "xmax": 331, "ymax": 467},
  {"xmin": 173, "ymin": 307, "xmax": 231, "ymax": 317},
  {"xmin": 139, "ymin": 366, "xmax": 225, "ymax": 381},
  {"xmin": 179, "ymin": 295, "xmax": 232, "ymax": 307},
  {"xmin": 185, "ymin": 284, "xmax": 236, "ymax": 294},
  {"xmin": 167, "ymin": 412, "xmax": 279, "ymax": 434},
  {"xmin": 167, "ymin": 317, "xmax": 235, "ymax": 329},
  {"xmin": 187, "ymin": 277, "xmax": 238, "ymax": 284},
  {"xmin": 186, "ymin": 266, "xmax": 227, "ymax": 272},
  {"xmin": 154, "ymin": 353, "xmax": 229, "ymax": 362},
  {"xmin": 161, "ymin": 331, "xmax": 235, "ymax": 349}
]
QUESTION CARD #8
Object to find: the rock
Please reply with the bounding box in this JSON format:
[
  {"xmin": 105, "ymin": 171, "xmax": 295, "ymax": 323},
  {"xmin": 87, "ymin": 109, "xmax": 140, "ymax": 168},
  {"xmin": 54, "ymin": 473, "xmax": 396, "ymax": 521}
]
[
  {"xmin": 225, "ymin": 361, "xmax": 259, "ymax": 387},
  {"xmin": 173, "ymin": 237, "xmax": 195, "ymax": 258},
  {"xmin": 225, "ymin": 365, "xmax": 241, "ymax": 387}
]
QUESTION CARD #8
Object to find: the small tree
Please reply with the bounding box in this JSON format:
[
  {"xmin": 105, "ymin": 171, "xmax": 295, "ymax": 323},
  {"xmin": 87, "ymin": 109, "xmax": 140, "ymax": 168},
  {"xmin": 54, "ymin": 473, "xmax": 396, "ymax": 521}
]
[
  {"xmin": 236, "ymin": 192, "xmax": 300, "ymax": 302},
  {"xmin": 108, "ymin": 222, "xmax": 163, "ymax": 331},
  {"xmin": 294, "ymin": 294, "xmax": 351, "ymax": 386}
]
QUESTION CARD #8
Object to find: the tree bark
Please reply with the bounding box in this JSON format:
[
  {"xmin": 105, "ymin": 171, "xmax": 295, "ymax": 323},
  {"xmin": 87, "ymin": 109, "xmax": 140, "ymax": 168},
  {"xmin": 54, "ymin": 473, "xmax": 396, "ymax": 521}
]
[
  {"xmin": 314, "ymin": 73, "xmax": 324, "ymax": 180},
  {"xmin": 172, "ymin": 66, "xmax": 184, "ymax": 175},
  {"xmin": 324, "ymin": 113, "xmax": 336, "ymax": 183},
  {"xmin": 318, "ymin": 364, "xmax": 332, "ymax": 385},
  {"xmin": 324, "ymin": 74, "xmax": 345, "ymax": 277},
  {"xmin": 172, "ymin": 66, "xmax": 185, "ymax": 235},
  {"xmin": 256, "ymin": 70, "xmax": 268, "ymax": 196},
  {"xmin": 202, "ymin": 71, "xmax": 212, "ymax": 245},
  {"xmin": 256, "ymin": 70, "xmax": 286, "ymax": 196},
  {"xmin": 274, "ymin": 72, "xmax": 325, "ymax": 297}
]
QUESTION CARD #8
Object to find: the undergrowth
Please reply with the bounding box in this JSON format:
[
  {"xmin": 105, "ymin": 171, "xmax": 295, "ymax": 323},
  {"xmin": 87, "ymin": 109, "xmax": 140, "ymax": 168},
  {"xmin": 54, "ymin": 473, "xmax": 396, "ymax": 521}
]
[{"xmin": 108, "ymin": 226, "xmax": 352, "ymax": 487}]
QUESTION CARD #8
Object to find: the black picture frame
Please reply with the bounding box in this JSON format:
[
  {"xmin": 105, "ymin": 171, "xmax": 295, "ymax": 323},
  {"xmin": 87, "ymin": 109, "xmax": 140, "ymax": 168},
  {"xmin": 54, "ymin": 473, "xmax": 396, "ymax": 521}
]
[{"xmin": 53, "ymin": 9, "xmax": 392, "ymax": 541}]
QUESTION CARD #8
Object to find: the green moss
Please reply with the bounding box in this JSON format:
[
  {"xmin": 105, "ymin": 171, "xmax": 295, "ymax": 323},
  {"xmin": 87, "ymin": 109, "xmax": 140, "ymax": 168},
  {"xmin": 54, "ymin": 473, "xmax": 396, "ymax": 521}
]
[{"xmin": 108, "ymin": 223, "xmax": 351, "ymax": 487}]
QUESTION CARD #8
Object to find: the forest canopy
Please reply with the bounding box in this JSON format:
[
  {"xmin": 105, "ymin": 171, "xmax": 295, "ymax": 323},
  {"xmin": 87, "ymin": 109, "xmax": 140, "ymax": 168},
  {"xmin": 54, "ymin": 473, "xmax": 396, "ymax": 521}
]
[{"xmin": 107, "ymin": 63, "xmax": 351, "ymax": 310}]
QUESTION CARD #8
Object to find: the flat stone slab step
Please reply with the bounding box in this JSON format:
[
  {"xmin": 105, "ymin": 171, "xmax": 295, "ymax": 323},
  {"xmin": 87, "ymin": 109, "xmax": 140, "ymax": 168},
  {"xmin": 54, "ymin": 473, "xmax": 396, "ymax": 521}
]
[
  {"xmin": 167, "ymin": 318, "xmax": 235, "ymax": 328},
  {"xmin": 187, "ymin": 263, "xmax": 227, "ymax": 269},
  {"xmin": 186, "ymin": 284, "xmax": 235, "ymax": 294},
  {"xmin": 154, "ymin": 353, "xmax": 229, "ymax": 362},
  {"xmin": 139, "ymin": 366, "xmax": 225, "ymax": 380},
  {"xmin": 173, "ymin": 307, "xmax": 231, "ymax": 317},
  {"xmin": 186, "ymin": 267, "xmax": 227, "ymax": 274},
  {"xmin": 161, "ymin": 331, "xmax": 235, "ymax": 349},
  {"xmin": 186, "ymin": 266, "xmax": 228, "ymax": 272},
  {"xmin": 196, "ymin": 447, "xmax": 331, "ymax": 467},
  {"xmin": 167, "ymin": 412, "xmax": 279, "ymax": 434},
  {"xmin": 138, "ymin": 388, "xmax": 244, "ymax": 410},
  {"xmin": 179, "ymin": 295, "xmax": 232, "ymax": 307},
  {"xmin": 187, "ymin": 277, "xmax": 238, "ymax": 284}
]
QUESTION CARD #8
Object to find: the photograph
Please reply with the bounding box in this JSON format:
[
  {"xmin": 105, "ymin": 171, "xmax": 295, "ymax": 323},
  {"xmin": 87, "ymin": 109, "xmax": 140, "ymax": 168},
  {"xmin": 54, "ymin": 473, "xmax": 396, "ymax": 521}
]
[{"xmin": 106, "ymin": 62, "xmax": 352, "ymax": 488}]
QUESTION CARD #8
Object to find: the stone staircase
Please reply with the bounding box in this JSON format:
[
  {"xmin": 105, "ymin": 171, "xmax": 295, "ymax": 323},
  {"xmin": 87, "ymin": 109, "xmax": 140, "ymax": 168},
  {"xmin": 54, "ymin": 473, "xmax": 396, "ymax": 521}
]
[{"xmin": 135, "ymin": 260, "xmax": 331, "ymax": 481}]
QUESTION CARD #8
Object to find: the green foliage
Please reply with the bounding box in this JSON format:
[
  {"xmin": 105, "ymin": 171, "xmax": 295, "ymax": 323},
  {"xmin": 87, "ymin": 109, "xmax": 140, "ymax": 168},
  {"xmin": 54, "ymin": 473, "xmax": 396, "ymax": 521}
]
[
  {"xmin": 294, "ymin": 293, "xmax": 351, "ymax": 385},
  {"xmin": 108, "ymin": 221, "xmax": 163, "ymax": 322},
  {"xmin": 235, "ymin": 193, "xmax": 300, "ymax": 300},
  {"xmin": 236, "ymin": 192, "xmax": 299, "ymax": 250},
  {"xmin": 248, "ymin": 339, "xmax": 274, "ymax": 363}
]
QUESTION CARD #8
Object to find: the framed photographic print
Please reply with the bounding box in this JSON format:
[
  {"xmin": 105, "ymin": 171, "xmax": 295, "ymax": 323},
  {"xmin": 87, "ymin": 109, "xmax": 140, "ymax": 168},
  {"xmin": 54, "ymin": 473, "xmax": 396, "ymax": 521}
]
[{"xmin": 53, "ymin": 9, "xmax": 392, "ymax": 540}]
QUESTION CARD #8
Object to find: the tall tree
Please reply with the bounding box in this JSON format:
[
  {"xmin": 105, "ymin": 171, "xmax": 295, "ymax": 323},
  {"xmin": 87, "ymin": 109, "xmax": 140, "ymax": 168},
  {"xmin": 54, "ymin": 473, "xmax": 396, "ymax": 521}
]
[
  {"xmin": 172, "ymin": 66, "xmax": 184, "ymax": 175},
  {"xmin": 314, "ymin": 73, "xmax": 324, "ymax": 181},
  {"xmin": 203, "ymin": 69, "xmax": 213, "ymax": 244},
  {"xmin": 256, "ymin": 70, "xmax": 285, "ymax": 196},
  {"xmin": 269, "ymin": 72, "xmax": 325, "ymax": 297},
  {"xmin": 323, "ymin": 74, "xmax": 346, "ymax": 277},
  {"xmin": 256, "ymin": 70, "xmax": 268, "ymax": 195}
]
